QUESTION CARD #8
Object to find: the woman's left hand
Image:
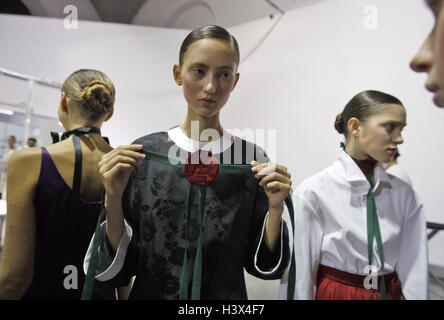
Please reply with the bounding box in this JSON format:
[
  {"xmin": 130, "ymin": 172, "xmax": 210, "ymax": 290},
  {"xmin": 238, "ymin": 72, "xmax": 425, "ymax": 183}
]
[{"xmin": 251, "ymin": 161, "xmax": 292, "ymax": 210}]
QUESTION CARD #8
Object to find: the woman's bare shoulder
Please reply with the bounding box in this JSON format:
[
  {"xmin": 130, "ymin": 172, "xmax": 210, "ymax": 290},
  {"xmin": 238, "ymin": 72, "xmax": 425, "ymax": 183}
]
[
  {"xmin": 9, "ymin": 147, "xmax": 42, "ymax": 166},
  {"xmin": 7, "ymin": 148, "xmax": 42, "ymax": 195}
]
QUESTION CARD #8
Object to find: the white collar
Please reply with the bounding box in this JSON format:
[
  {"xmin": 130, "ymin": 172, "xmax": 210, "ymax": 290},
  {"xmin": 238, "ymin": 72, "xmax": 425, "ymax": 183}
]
[
  {"xmin": 338, "ymin": 150, "xmax": 390, "ymax": 189},
  {"xmin": 167, "ymin": 126, "xmax": 233, "ymax": 154}
]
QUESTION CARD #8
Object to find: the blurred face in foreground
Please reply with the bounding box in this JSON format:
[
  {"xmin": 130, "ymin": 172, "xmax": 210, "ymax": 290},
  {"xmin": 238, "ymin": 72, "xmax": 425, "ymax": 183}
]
[{"xmin": 411, "ymin": 0, "xmax": 444, "ymax": 107}]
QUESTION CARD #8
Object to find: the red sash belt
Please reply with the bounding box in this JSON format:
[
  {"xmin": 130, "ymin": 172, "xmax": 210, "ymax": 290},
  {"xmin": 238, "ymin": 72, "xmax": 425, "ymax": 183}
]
[{"xmin": 316, "ymin": 264, "xmax": 405, "ymax": 300}]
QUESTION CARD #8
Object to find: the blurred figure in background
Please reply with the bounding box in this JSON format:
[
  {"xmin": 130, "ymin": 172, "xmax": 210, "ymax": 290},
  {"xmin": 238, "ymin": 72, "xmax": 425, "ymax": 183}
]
[
  {"xmin": 26, "ymin": 138, "xmax": 37, "ymax": 148},
  {"xmin": 410, "ymin": 0, "xmax": 444, "ymax": 108}
]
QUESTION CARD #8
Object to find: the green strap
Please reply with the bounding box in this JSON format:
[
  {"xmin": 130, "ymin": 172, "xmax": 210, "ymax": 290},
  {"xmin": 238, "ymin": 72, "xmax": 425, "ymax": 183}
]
[
  {"xmin": 219, "ymin": 165, "xmax": 252, "ymax": 173},
  {"xmin": 191, "ymin": 186, "xmax": 206, "ymax": 300},
  {"xmin": 367, "ymin": 190, "xmax": 375, "ymax": 267},
  {"xmin": 178, "ymin": 184, "xmax": 206, "ymax": 300},
  {"xmin": 140, "ymin": 149, "xmax": 185, "ymax": 168},
  {"xmin": 141, "ymin": 149, "xmax": 252, "ymax": 173},
  {"xmin": 342, "ymin": 145, "xmax": 387, "ymax": 300},
  {"xmin": 366, "ymin": 178, "xmax": 387, "ymax": 300},
  {"xmin": 179, "ymin": 183, "xmax": 196, "ymax": 300},
  {"xmin": 81, "ymin": 204, "xmax": 105, "ymax": 300}
]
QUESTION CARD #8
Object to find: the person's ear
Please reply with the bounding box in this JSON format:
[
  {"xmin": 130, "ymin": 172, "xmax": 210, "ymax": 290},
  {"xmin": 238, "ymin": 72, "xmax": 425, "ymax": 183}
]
[
  {"xmin": 104, "ymin": 108, "xmax": 114, "ymax": 122},
  {"xmin": 173, "ymin": 64, "xmax": 183, "ymax": 86},
  {"xmin": 61, "ymin": 92, "xmax": 69, "ymax": 113},
  {"xmin": 347, "ymin": 117, "xmax": 361, "ymax": 137},
  {"xmin": 231, "ymin": 73, "xmax": 240, "ymax": 92}
]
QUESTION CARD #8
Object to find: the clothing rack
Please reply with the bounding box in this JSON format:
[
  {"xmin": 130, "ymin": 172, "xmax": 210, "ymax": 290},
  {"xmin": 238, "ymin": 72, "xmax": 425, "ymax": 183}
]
[{"xmin": 0, "ymin": 67, "xmax": 61, "ymax": 147}]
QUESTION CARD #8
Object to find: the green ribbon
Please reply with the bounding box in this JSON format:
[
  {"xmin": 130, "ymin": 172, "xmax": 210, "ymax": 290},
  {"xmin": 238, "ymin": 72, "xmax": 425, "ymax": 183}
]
[
  {"xmin": 178, "ymin": 183, "xmax": 207, "ymax": 300},
  {"xmin": 81, "ymin": 202, "xmax": 105, "ymax": 300},
  {"xmin": 341, "ymin": 143, "xmax": 387, "ymax": 300},
  {"xmin": 179, "ymin": 183, "xmax": 195, "ymax": 299},
  {"xmin": 192, "ymin": 186, "xmax": 206, "ymax": 299},
  {"xmin": 82, "ymin": 148, "xmax": 296, "ymax": 300},
  {"xmin": 366, "ymin": 179, "xmax": 387, "ymax": 300}
]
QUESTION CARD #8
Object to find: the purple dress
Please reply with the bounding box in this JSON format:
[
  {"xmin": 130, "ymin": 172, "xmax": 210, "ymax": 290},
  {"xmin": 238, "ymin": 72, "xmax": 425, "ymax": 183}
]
[{"xmin": 22, "ymin": 147, "xmax": 115, "ymax": 299}]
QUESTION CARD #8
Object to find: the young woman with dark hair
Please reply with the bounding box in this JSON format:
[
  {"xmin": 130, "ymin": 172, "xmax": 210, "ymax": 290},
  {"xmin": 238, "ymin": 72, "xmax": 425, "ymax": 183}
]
[
  {"xmin": 285, "ymin": 90, "xmax": 428, "ymax": 300},
  {"xmin": 84, "ymin": 25, "xmax": 293, "ymax": 300}
]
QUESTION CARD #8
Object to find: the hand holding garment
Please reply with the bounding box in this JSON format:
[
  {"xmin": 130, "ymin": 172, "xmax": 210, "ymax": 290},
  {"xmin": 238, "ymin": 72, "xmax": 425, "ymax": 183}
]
[{"xmin": 84, "ymin": 128, "xmax": 293, "ymax": 299}]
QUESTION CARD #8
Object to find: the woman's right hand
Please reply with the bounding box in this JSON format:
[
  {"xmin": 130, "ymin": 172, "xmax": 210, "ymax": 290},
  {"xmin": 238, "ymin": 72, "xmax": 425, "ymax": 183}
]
[{"xmin": 98, "ymin": 144, "xmax": 146, "ymax": 199}]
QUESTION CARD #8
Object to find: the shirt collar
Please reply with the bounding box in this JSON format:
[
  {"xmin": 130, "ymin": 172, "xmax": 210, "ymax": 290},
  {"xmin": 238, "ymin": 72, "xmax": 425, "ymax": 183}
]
[
  {"xmin": 338, "ymin": 149, "xmax": 390, "ymax": 187},
  {"xmin": 167, "ymin": 126, "xmax": 233, "ymax": 155}
]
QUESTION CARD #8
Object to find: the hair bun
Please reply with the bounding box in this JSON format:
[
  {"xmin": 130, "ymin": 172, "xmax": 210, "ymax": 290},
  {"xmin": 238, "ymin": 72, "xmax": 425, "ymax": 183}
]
[
  {"xmin": 62, "ymin": 70, "xmax": 115, "ymax": 122},
  {"xmin": 334, "ymin": 113, "xmax": 345, "ymax": 134},
  {"xmin": 80, "ymin": 80, "xmax": 113, "ymax": 116}
]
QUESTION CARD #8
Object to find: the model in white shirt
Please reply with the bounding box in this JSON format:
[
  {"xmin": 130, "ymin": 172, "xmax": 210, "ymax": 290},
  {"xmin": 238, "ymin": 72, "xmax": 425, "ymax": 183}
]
[{"xmin": 281, "ymin": 90, "xmax": 429, "ymax": 300}]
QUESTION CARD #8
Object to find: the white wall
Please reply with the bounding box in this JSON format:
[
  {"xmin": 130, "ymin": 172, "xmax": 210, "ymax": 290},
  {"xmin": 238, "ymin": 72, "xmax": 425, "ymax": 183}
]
[
  {"xmin": 0, "ymin": 14, "xmax": 190, "ymax": 145},
  {"xmin": 0, "ymin": 0, "xmax": 443, "ymax": 296}
]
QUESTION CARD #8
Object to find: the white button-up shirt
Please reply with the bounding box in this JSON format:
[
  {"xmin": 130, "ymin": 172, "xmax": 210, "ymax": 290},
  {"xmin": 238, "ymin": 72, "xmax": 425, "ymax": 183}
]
[{"xmin": 280, "ymin": 150, "xmax": 428, "ymax": 300}]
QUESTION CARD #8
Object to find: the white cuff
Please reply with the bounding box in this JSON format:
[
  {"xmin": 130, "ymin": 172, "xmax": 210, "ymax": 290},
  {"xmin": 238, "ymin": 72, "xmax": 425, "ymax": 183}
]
[
  {"xmin": 83, "ymin": 219, "xmax": 133, "ymax": 282},
  {"xmin": 253, "ymin": 206, "xmax": 288, "ymax": 275}
]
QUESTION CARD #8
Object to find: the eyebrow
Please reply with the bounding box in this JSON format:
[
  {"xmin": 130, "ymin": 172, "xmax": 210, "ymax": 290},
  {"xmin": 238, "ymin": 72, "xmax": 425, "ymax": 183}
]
[
  {"xmin": 383, "ymin": 120, "xmax": 407, "ymax": 127},
  {"xmin": 189, "ymin": 63, "xmax": 233, "ymax": 71}
]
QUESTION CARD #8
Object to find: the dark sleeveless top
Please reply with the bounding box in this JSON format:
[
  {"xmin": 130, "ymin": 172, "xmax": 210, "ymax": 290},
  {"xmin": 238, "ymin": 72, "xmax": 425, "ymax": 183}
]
[{"xmin": 22, "ymin": 147, "xmax": 115, "ymax": 300}]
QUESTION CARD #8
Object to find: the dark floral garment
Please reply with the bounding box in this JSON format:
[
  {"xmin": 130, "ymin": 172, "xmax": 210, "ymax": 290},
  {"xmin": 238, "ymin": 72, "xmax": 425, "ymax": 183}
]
[{"xmin": 94, "ymin": 132, "xmax": 290, "ymax": 299}]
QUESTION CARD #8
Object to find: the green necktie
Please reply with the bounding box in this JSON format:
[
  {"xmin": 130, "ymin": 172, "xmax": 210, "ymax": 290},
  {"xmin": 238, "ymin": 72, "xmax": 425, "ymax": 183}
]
[
  {"xmin": 341, "ymin": 143, "xmax": 387, "ymax": 299},
  {"xmin": 365, "ymin": 177, "xmax": 387, "ymax": 300}
]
